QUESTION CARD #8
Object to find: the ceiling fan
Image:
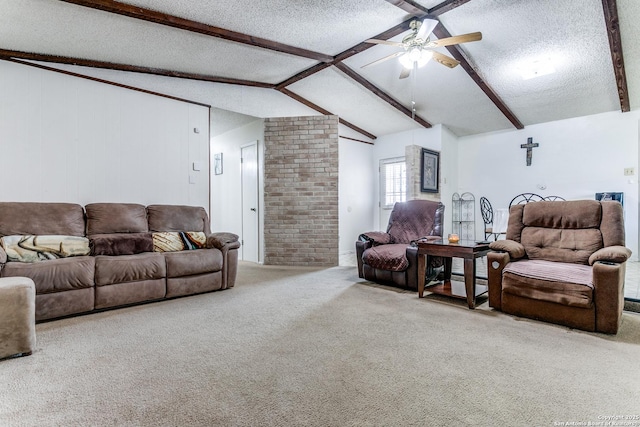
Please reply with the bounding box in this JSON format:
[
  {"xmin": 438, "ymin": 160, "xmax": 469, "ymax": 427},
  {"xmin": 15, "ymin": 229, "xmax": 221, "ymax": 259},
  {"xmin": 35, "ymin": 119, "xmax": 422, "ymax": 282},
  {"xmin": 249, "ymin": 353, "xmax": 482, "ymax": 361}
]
[{"xmin": 362, "ymin": 17, "xmax": 482, "ymax": 79}]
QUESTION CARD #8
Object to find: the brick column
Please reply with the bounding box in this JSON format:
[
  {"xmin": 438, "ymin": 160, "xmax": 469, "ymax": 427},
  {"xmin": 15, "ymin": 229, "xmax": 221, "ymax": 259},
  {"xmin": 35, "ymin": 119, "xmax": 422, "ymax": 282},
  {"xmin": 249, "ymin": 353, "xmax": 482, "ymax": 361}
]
[{"xmin": 263, "ymin": 115, "xmax": 339, "ymax": 266}]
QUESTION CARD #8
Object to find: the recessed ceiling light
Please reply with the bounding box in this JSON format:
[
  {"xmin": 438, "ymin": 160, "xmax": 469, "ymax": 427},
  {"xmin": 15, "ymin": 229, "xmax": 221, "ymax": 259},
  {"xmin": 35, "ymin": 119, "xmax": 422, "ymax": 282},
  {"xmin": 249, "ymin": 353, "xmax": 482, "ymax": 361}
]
[{"xmin": 519, "ymin": 58, "xmax": 556, "ymax": 80}]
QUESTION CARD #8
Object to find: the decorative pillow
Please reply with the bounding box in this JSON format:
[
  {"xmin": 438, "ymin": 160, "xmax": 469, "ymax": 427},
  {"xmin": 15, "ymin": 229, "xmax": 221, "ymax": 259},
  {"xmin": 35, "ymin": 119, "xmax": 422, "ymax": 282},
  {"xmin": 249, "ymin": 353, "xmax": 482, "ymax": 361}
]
[
  {"xmin": 153, "ymin": 232, "xmax": 207, "ymax": 252},
  {"xmin": 0, "ymin": 235, "xmax": 90, "ymax": 263},
  {"xmin": 90, "ymin": 233, "xmax": 154, "ymax": 256}
]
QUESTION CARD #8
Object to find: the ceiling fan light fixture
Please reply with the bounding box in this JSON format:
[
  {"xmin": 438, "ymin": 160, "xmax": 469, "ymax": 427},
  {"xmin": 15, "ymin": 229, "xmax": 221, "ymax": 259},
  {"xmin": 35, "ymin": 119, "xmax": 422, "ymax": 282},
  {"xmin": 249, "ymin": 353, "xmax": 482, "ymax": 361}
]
[{"xmin": 399, "ymin": 48, "xmax": 432, "ymax": 69}]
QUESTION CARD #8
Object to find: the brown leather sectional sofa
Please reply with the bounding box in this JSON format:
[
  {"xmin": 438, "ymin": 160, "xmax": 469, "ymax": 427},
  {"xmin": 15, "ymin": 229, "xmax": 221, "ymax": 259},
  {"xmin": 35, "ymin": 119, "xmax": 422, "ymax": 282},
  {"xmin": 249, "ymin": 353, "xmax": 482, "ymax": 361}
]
[{"xmin": 0, "ymin": 202, "xmax": 240, "ymax": 321}]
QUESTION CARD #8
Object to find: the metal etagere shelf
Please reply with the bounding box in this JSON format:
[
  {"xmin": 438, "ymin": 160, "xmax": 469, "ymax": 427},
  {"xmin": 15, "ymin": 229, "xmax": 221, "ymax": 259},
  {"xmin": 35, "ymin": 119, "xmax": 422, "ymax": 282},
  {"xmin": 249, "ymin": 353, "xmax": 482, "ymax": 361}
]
[{"xmin": 451, "ymin": 192, "xmax": 475, "ymax": 241}]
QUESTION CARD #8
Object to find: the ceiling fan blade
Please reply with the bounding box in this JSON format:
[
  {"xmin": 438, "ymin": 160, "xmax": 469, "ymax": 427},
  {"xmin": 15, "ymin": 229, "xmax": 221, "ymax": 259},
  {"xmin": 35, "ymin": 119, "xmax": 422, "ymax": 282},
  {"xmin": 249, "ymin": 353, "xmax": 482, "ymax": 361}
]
[
  {"xmin": 431, "ymin": 51, "xmax": 460, "ymax": 68},
  {"xmin": 360, "ymin": 51, "xmax": 404, "ymax": 69},
  {"xmin": 416, "ymin": 18, "xmax": 438, "ymax": 40},
  {"xmin": 364, "ymin": 39, "xmax": 403, "ymax": 47},
  {"xmin": 428, "ymin": 32, "xmax": 482, "ymax": 48},
  {"xmin": 399, "ymin": 67, "xmax": 411, "ymax": 79}
]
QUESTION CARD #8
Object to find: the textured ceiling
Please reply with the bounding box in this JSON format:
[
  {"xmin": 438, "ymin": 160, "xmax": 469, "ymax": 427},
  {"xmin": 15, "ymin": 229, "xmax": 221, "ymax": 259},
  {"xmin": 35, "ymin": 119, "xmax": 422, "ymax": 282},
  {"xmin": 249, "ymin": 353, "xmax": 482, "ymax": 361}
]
[{"xmin": 0, "ymin": 0, "xmax": 637, "ymax": 139}]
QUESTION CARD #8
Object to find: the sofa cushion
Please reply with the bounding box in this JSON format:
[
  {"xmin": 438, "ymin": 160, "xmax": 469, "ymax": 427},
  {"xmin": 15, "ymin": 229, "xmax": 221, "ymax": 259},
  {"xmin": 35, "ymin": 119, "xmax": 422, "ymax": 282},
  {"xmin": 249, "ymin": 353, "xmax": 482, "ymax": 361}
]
[
  {"xmin": 152, "ymin": 232, "xmax": 206, "ymax": 252},
  {"xmin": 1, "ymin": 256, "xmax": 95, "ymax": 293},
  {"xmin": 85, "ymin": 203, "xmax": 148, "ymax": 235},
  {"xmin": 147, "ymin": 205, "xmax": 210, "ymax": 234},
  {"xmin": 0, "ymin": 202, "xmax": 85, "ymax": 237},
  {"xmin": 1, "ymin": 235, "xmax": 90, "ymax": 262},
  {"xmin": 502, "ymin": 259, "xmax": 593, "ymax": 308},
  {"xmin": 362, "ymin": 244, "xmax": 409, "ymax": 272},
  {"xmin": 94, "ymin": 253, "xmax": 166, "ymax": 286},
  {"xmin": 522, "ymin": 200, "xmax": 602, "ymax": 229},
  {"xmin": 89, "ymin": 233, "xmax": 153, "ymax": 256},
  {"xmin": 164, "ymin": 248, "xmax": 223, "ymax": 278},
  {"xmin": 521, "ymin": 228, "xmax": 602, "ymax": 265}
]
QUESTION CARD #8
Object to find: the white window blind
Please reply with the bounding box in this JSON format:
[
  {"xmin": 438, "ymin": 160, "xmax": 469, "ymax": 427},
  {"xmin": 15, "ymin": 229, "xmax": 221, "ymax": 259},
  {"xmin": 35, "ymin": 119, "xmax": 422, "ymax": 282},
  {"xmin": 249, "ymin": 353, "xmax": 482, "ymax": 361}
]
[{"xmin": 380, "ymin": 157, "xmax": 406, "ymax": 208}]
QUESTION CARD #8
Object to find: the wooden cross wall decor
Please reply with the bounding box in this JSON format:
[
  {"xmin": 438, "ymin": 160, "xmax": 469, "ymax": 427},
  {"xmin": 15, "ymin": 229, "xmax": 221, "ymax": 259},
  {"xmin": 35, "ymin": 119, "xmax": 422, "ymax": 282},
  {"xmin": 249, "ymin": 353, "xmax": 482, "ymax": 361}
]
[{"xmin": 520, "ymin": 137, "xmax": 539, "ymax": 166}]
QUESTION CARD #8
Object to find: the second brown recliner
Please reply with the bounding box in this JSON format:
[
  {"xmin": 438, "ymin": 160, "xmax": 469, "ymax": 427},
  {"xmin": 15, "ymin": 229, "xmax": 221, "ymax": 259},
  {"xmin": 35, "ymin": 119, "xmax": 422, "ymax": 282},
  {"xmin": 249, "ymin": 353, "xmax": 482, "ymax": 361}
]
[
  {"xmin": 356, "ymin": 199, "xmax": 444, "ymax": 291},
  {"xmin": 488, "ymin": 200, "xmax": 631, "ymax": 334}
]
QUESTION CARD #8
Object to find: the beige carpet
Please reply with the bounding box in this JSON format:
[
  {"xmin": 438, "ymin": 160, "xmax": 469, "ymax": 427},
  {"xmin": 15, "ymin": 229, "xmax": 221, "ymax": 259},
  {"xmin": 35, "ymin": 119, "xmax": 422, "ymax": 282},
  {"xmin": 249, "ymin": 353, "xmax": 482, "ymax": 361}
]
[{"xmin": 2, "ymin": 262, "xmax": 640, "ymax": 426}]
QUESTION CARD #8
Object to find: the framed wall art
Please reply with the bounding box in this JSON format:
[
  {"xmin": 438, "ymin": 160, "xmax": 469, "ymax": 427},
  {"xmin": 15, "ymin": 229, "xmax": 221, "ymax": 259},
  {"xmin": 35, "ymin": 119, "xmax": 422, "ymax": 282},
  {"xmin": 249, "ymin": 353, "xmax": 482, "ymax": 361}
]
[{"xmin": 420, "ymin": 148, "xmax": 439, "ymax": 193}]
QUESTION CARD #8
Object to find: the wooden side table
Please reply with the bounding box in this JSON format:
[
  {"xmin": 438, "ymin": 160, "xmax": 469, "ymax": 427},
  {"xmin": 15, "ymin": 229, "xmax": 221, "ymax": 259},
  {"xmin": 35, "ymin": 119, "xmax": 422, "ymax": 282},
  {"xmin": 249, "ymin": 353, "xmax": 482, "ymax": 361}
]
[{"xmin": 416, "ymin": 239, "xmax": 490, "ymax": 309}]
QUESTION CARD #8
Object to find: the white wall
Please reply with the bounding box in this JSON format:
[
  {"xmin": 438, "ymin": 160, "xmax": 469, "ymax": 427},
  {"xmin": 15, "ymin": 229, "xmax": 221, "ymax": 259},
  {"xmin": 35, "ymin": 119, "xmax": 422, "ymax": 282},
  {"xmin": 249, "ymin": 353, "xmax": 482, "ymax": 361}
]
[
  {"xmin": 339, "ymin": 136, "xmax": 375, "ymax": 257},
  {"xmin": 0, "ymin": 60, "xmax": 210, "ymax": 209},
  {"xmin": 439, "ymin": 125, "xmax": 459, "ymax": 237},
  {"xmin": 210, "ymin": 119, "xmax": 264, "ymax": 260},
  {"xmin": 457, "ymin": 110, "xmax": 640, "ymax": 259}
]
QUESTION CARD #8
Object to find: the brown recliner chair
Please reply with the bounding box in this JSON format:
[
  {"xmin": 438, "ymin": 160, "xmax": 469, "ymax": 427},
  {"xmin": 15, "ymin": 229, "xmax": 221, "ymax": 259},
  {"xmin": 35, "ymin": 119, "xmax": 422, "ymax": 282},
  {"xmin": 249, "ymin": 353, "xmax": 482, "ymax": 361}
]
[
  {"xmin": 487, "ymin": 200, "xmax": 631, "ymax": 334},
  {"xmin": 356, "ymin": 199, "xmax": 444, "ymax": 291}
]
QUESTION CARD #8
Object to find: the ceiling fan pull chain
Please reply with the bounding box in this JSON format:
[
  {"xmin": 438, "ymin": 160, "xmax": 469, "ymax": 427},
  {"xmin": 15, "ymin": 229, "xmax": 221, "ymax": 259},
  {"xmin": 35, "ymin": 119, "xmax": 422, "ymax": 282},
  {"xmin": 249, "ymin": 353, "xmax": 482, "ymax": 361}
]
[{"xmin": 411, "ymin": 62, "xmax": 417, "ymax": 119}]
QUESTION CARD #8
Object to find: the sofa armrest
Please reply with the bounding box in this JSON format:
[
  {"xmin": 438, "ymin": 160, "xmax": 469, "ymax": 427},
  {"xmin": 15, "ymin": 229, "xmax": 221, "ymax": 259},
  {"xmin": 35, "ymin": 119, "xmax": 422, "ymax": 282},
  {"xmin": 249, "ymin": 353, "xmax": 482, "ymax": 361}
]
[
  {"xmin": 588, "ymin": 246, "xmax": 632, "ymax": 266},
  {"xmin": 487, "ymin": 251, "xmax": 511, "ymax": 310},
  {"xmin": 592, "ymin": 261, "xmax": 626, "ymax": 334},
  {"xmin": 207, "ymin": 232, "xmax": 240, "ymax": 250},
  {"xmin": 206, "ymin": 232, "xmax": 240, "ymax": 290},
  {"xmin": 358, "ymin": 231, "xmax": 393, "ymax": 245},
  {"xmin": 355, "ymin": 240, "xmax": 372, "ymax": 278},
  {"xmin": 411, "ymin": 236, "xmax": 442, "ymax": 245},
  {"xmin": 489, "ymin": 239, "xmax": 526, "ymax": 259}
]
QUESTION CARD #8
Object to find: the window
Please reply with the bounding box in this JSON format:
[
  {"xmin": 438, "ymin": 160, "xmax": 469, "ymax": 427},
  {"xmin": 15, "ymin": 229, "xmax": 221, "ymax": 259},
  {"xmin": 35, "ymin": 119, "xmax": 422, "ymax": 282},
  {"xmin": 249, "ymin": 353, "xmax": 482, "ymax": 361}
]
[{"xmin": 380, "ymin": 157, "xmax": 406, "ymax": 208}]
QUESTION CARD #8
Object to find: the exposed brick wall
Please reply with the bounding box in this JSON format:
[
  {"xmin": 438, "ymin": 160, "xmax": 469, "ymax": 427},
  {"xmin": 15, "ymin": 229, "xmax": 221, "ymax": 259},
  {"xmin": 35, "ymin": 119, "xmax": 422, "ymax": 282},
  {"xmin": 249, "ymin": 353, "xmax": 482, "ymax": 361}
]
[{"xmin": 263, "ymin": 115, "xmax": 339, "ymax": 266}]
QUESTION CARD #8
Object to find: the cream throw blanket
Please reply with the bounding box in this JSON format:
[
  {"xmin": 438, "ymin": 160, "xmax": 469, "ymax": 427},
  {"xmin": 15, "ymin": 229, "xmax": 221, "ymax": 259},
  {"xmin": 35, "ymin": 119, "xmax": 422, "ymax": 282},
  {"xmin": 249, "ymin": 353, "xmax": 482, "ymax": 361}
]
[{"xmin": 1, "ymin": 235, "xmax": 90, "ymax": 262}]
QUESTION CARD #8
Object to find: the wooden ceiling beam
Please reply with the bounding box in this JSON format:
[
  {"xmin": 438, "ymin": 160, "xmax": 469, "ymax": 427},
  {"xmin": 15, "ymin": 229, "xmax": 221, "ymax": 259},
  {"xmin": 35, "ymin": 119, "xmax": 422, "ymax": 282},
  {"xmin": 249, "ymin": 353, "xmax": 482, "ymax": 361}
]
[
  {"xmin": 428, "ymin": 0, "xmax": 474, "ymax": 16},
  {"xmin": 384, "ymin": 0, "xmax": 429, "ymax": 15},
  {"xmin": 275, "ymin": 63, "xmax": 334, "ymax": 90},
  {"xmin": 382, "ymin": 0, "xmax": 473, "ymax": 17},
  {"xmin": 0, "ymin": 49, "xmax": 274, "ymax": 88},
  {"xmin": 334, "ymin": 63, "xmax": 432, "ymax": 128},
  {"xmin": 382, "ymin": 0, "xmax": 524, "ymax": 129},
  {"xmin": 601, "ymin": 0, "xmax": 630, "ymax": 112},
  {"xmin": 1, "ymin": 48, "xmax": 378, "ymax": 141},
  {"xmin": 1, "ymin": 57, "xmax": 210, "ymax": 107},
  {"xmin": 272, "ymin": 0, "xmax": 473, "ymax": 137},
  {"xmin": 277, "ymin": 88, "xmax": 377, "ymax": 140},
  {"xmin": 431, "ymin": 24, "xmax": 524, "ymax": 129},
  {"xmin": 58, "ymin": 0, "xmax": 333, "ymax": 63},
  {"xmin": 333, "ymin": 18, "xmax": 418, "ymax": 64}
]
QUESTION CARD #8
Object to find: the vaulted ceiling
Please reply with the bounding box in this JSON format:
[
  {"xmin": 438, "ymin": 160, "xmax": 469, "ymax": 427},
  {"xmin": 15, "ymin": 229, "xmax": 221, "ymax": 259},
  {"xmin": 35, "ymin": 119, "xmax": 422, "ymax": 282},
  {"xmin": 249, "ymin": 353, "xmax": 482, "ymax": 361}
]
[{"xmin": 0, "ymin": 0, "xmax": 637, "ymax": 140}]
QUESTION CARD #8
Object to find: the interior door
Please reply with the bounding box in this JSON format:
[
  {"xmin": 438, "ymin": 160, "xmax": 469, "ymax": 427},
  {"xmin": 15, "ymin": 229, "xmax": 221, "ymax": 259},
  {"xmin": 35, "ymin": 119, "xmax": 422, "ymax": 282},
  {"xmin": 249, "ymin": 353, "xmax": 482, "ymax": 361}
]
[{"xmin": 241, "ymin": 143, "xmax": 259, "ymax": 262}]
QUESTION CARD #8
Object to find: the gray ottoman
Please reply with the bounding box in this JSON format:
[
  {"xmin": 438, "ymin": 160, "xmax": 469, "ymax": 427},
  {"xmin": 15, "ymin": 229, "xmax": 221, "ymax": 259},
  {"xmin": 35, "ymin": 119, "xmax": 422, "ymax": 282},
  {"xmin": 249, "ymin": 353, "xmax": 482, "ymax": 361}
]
[{"xmin": 0, "ymin": 277, "xmax": 36, "ymax": 360}]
